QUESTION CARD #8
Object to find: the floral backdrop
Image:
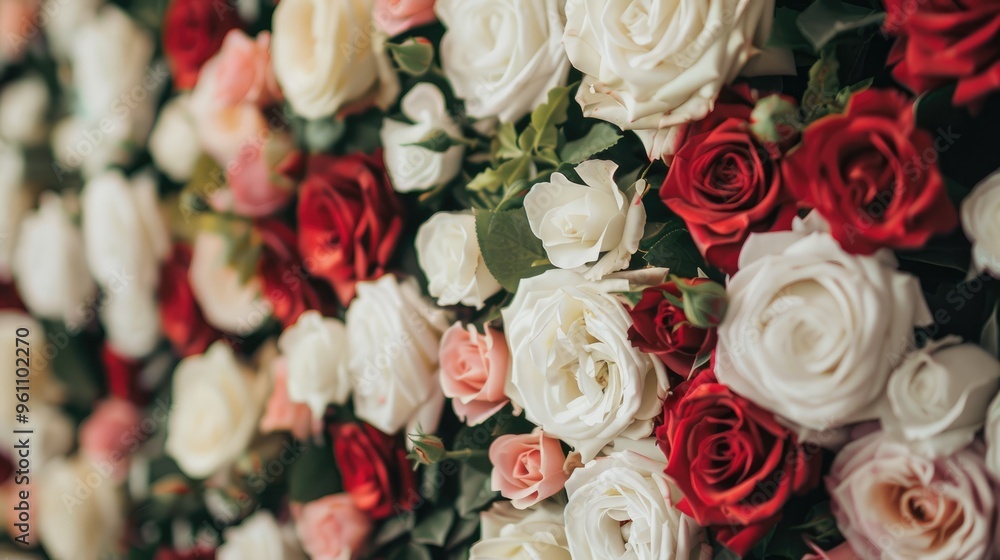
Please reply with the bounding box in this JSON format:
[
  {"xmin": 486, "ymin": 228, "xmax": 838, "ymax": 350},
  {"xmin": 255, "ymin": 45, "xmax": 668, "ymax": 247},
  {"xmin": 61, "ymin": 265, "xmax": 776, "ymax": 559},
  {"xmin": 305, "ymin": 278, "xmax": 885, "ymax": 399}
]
[{"xmin": 1, "ymin": 0, "xmax": 1000, "ymax": 559}]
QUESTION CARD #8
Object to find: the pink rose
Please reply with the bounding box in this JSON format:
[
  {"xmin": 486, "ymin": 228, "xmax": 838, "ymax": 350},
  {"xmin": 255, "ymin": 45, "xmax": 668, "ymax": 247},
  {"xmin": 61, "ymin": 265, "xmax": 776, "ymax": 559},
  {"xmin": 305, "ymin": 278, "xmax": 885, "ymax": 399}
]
[
  {"xmin": 0, "ymin": 0, "xmax": 37, "ymax": 62},
  {"xmin": 211, "ymin": 30, "xmax": 283, "ymax": 108},
  {"xmin": 802, "ymin": 542, "xmax": 862, "ymax": 560},
  {"xmin": 489, "ymin": 428, "xmax": 569, "ymax": 509},
  {"xmin": 293, "ymin": 493, "xmax": 372, "ymax": 560},
  {"xmin": 260, "ymin": 357, "xmax": 321, "ymax": 441},
  {"xmin": 210, "ymin": 130, "xmax": 302, "ymax": 217},
  {"xmin": 79, "ymin": 398, "xmax": 142, "ymax": 481},
  {"xmin": 439, "ymin": 323, "xmax": 510, "ymax": 426},
  {"xmin": 827, "ymin": 431, "xmax": 999, "ymax": 560},
  {"xmin": 373, "ymin": 0, "xmax": 437, "ymax": 37}
]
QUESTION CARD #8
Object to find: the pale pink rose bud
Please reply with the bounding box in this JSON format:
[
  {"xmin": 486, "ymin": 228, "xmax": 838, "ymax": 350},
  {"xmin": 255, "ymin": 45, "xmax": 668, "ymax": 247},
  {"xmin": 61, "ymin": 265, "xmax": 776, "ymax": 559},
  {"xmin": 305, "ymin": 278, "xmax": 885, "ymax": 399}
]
[
  {"xmin": 373, "ymin": 0, "xmax": 437, "ymax": 37},
  {"xmin": 211, "ymin": 30, "xmax": 283, "ymax": 108},
  {"xmin": 292, "ymin": 493, "xmax": 372, "ymax": 560},
  {"xmin": 439, "ymin": 322, "xmax": 510, "ymax": 426},
  {"xmin": 79, "ymin": 397, "xmax": 142, "ymax": 481},
  {"xmin": 259, "ymin": 357, "xmax": 321, "ymax": 441},
  {"xmin": 489, "ymin": 428, "xmax": 570, "ymax": 509}
]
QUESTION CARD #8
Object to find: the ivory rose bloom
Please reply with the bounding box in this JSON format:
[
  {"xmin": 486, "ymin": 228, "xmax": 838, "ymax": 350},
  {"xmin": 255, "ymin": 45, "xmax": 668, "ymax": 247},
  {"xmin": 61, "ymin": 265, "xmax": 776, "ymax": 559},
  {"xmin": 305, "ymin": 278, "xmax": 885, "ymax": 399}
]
[
  {"xmin": 470, "ymin": 500, "xmax": 571, "ymax": 560},
  {"xmin": 381, "ymin": 83, "xmax": 464, "ymax": 193},
  {"xmin": 218, "ymin": 510, "xmax": 306, "ymax": 560},
  {"xmin": 524, "ymin": 160, "xmax": 646, "ymax": 280},
  {"xmin": 827, "ymin": 432, "xmax": 999, "ymax": 560},
  {"xmin": 436, "ymin": 0, "xmax": 571, "ymax": 122},
  {"xmin": 416, "ymin": 212, "xmax": 501, "ymax": 309},
  {"xmin": 189, "ymin": 230, "xmax": 269, "ymax": 335},
  {"xmin": 489, "ymin": 428, "xmax": 568, "ymax": 509},
  {"xmin": 0, "ymin": 142, "xmax": 29, "ymax": 280},
  {"xmin": 346, "ymin": 275, "xmax": 450, "ymax": 434},
  {"xmin": 374, "ymin": 0, "xmax": 436, "ymax": 36},
  {"xmin": 962, "ymin": 169, "xmax": 1000, "ymax": 278},
  {"xmin": 564, "ymin": 442, "xmax": 710, "ymax": 560},
  {"xmin": 0, "ymin": 74, "xmax": 49, "ymax": 145},
  {"xmin": 260, "ymin": 357, "xmax": 322, "ymax": 440},
  {"xmin": 166, "ymin": 342, "xmax": 267, "ymax": 478},
  {"xmin": 715, "ymin": 215, "xmax": 933, "ymax": 432},
  {"xmin": 272, "ymin": 0, "xmax": 399, "ymax": 119},
  {"xmin": 38, "ymin": 457, "xmax": 124, "ymax": 560},
  {"xmin": 439, "ymin": 322, "xmax": 510, "ymax": 425},
  {"xmin": 277, "ymin": 310, "xmax": 352, "ymax": 418},
  {"xmin": 148, "ymin": 95, "xmax": 201, "ymax": 182},
  {"xmin": 985, "ymin": 392, "xmax": 1000, "ymax": 478},
  {"xmin": 563, "ymin": 0, "xmax": 775, "ymax": 159},
  {"xmin": 502, "ymin": 269, "xmax": 668, "ymax": 461},
  {"xmin": 293, "ymin": 494, "xmax": 372, "ymax": 560},
  {"xmin": 881, "ymin": 336, "xmax": 1000, "ymax": 456}
]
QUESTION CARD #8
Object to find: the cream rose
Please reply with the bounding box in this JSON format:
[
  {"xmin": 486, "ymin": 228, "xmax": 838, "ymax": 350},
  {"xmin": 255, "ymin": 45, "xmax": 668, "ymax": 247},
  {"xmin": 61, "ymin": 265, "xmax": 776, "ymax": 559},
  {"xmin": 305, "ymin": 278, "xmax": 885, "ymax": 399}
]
[
  {"xmin": 189, "ymin": 230, "xmax": 269, "ymax": 335},
  {"xmin": 165, "ymin": 342, "xmax": 267, "ymax": 479},
  {"xmin": 470, "ymin": 500, "xmax": 572, "ymax": 560},
  {"xmin": 962, "ymin": 169, "xmax": 1000, "ymax": 278},
  {"xmin": 563, "ymin": 0, "xmax": 775, "ymax": 159},
  {"xmin": 0, "ymin": 74, "xmax": 49, "ymax": 146},
  {"xmin": 100, "ymin": 286, "xmax": 162, "ymax": 358},
  {"xmin": 346, "ymin": 274, "xmax": 450, "ymax": 434},
  {"xmin": 381, "ymin": 83, "xmax": 465, "ymax": 193},
  {"xmin": 502, "ymin": 269, "xmax": 668, "ymax": 461},
  {"xmin": 524, "ymin": 160, "xmax": 646, "ymax": 280},
  {"xmin": 416, "ymin": 211, "xmax": 501, "ymax": 309},
  {"xmin": 37, "ymin": 457, "xmax": 124, "ymax": 560},
  {"xmin": 436, "ymin": 0, "xmax": 571, "ymax": 122},
  {"xmin": 715, "ymin": 215, "xmax": 933, "ymax": 432},
  {"xmin": 828, "ymin": 431, "xmax": 998, "ymax": 560},
  {"xmin": 277, "ymin": 310, "xmax": 352, "ymax": 419},
  {"xmin": 271, "ymin": 0, "xmax": 399, "ymax": 120},
  {"xmin": 12, "ymin": 193, "xmax": 96, "ymax": 327},
  {"xmin": 985, "ymin": 391, "xmax": 1000, "ymax": 478},
  {"xmin": 0, "ymin": 141, "xmax": 29, "ymax": 280},
  {"xmin": 881, "ymin": 336, "xmax": 1000, "ymax": 456},
  {"xmin": 564, "ymin": 441, "xmax": 709, "ymax": 560},
  {"xmin": 218, "ymin": 510, "xmax": 307, "ymax": 560},
  {"xmin": 149, "ymin": 95, "xmax": 201, "ymax": 183}
]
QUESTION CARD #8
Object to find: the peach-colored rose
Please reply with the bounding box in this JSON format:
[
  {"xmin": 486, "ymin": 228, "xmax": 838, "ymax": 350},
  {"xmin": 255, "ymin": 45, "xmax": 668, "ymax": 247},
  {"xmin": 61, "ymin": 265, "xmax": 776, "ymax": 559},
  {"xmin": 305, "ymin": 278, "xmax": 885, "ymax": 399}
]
[
  {"xmin": 373, "ymin": 0, "xmax": 437, "ymax": 38},
  {"xmin": 292, "ymin": 493, "xmax": 372, "ymax": 560},
  {"xmin": 212, "ymin": 30, "xmax": 283, "ymax": 108},
  {"xmin": 79, "ymin": 397, "xmax": 142, "ymax": 481},
  {"xmin": 210, "ymin": 131, "xmax": 301, "ymax": 218},
  {"xmin": 0, "ymin": 0, "xmax": 37, "ymax": 62},
  {"xmin": 489, "ymin": 428, "xmax": 569, "ymax": 509},
  {"xmin": 439, "ymin": 322, "xmax": 509, "ymax": 426},
  {"xmin": 260, "ymin": 357, "xmax": 321, "ymax": 441},
  {"xmin": 802, "ymin": 542, "xmax": 862, "ymax": 560}
]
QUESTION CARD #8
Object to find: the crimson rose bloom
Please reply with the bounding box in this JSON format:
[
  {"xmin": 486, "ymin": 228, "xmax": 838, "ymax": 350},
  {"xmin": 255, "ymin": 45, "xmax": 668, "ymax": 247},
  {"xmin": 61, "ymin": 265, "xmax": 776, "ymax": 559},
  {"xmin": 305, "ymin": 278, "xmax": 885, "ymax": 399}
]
[
  {"xmin": 330, "ymin": 421, "xmax": 417, "ymax": 520},
  {"xmin": 656, "ymin": 371, "xmax": 820, "ymax": 557},
  {"xmin": 884, "ymin": 0, "xmax": 1000, "ymax": 106},
  {"xmin": 256, "ymin": 219, "xmax": 334, "ymax": 328},
  {"xmin": 163, "ymin": 0, "xmax": 242, "ymax": 90},
  {"xmin": 784, "ymin": 88, "xmax": 958, "ymax": 254},
  {"xmin": 627, "ymin": 279, "xmax": 717, "ymax": 377},
  {"xmin": 661, "ymin": 86, "xmax": 796, "ymax": 274},
  {"xmin": 0, "ymin": 279, "xmax": 24, "ymax": 312},
  {"xmin": 157, "ymin": 244, "xmax": 220, "ymax": 358},
  {"xmin": 101, "ymin": 344, "xmax": 147, "ymax": 405},
  {"xmin": 297, "ymin": 150, "xmax": 404, "ymax": 306}
]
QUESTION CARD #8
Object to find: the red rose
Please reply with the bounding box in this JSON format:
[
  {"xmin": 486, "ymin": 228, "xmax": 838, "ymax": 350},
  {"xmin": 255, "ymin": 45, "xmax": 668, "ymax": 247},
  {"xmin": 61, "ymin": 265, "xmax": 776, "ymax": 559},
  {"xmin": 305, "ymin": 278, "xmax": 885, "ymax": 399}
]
[
  {"xmin": 256, "ymin": 219, "xmax": 335, "ymax": 328},
  {"xmin": 627, "ymin": 279, "xmax": 717, "ymax": 377},
  {"xmin": 157, "ymin": 244, "xmax": 221, "ymax": 357},
  {"xmin": 154, "ymin": 546, "xmax": 215, "ymax": 560},
  {"xmin": 101, "ymin": 344, "xmax": 147, "ymax": 405},
  {"xmin": 330, "ymin": 421, "xmax": 417, "ymax": 520},
  {"xmin": 661, "ymin": 86, "xmax": 796, "ymax": 274},
  {"xmin": 784, "ymin": 88, "xmax": 958, "ymax": 254},
  {"xmin": 0, "ymin": 279, "xmax": 24, "ymax": 312},
  {"xmin": 297, "ymin": 150, "xmax": 404, "ymax": 306},
  {"xmin": 884, "ymin": 0, "xmax": 1000, "ymax": 107},
  {"xmin": 163, "ymin": 0, "xmax": 242, "ymax": 90},
  {"xmin": 656, "ymin": 371, "xmax": 820, "ymax": 557}
]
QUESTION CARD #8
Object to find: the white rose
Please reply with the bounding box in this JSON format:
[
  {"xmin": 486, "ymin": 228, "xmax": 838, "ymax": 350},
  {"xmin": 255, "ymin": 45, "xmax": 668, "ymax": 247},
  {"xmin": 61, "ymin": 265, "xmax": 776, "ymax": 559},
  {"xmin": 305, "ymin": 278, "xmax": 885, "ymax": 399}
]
[
  {"xmin": 471, "ymin": 500, "xmax": 572, "ymax": 560},
  {"xmin": 416, "ymin": 211, "xmax": 501, "ymax": 309},
  {"xmin": 381, "ymin": 83, "xmax": 464, "ymax": 193},
  {"xmin": 38, "ymin": 457, "xmax": 124, "ymax": 560},
  {"xmin": 101, "ymin": 286, "xmax": 162, "ymax": 358},
  {"xmin": 502, "ymin": 269, "xmax": 668, "ymax": 461},
  {"xmin": 984, "ymin": 391, "xmax": 1000, "ymax": 478},
  {"xmin": 962, "ymin": 169, "xmax": 1000, "ymax": 278},
  {"xmin": 66, "ymin": 5, "xmax": 159, "ymax": 177},
  {"xmin": 277, "ymin": 310, "xmax": 352, "ymax": 418},
  {"xmin": 346, "ymin": 274, "xmax": 450, "ymax": 434},
  {"xmin": 0, "ymin": 140, "xmax": 29, "ymax": 280},
  {"xmin": 271, "ymin": 0, "xmax": 400, "ymax": 120},
  {"xmin": 716, "ymin": 215, "xmax": 933, "ymax": 432},
  {"xmin": 218, "ymin": 510, "xmax": 306, "ymax": 560},
  {"xmin": 524, "ymin": 160, "xmax": 646, "ymax": 280},
  {"xmin": 563, "ymin": 0, "xmax": 774, "ymax": 158},
  {"xmin": 882, "ymin": 336, "xmax": 1000, "ymax": 456},
  {"xmin": 149, "ymin": 95, "xmax": 202, "ymax": 182},
  {"xmin": 165, "ymin": 342, "xmax": 267, "ymax": 479},
  {"xmin": 42, "ymin": 0, "xmax": 104, "ymax": 58},
  {"xmin": 13, "ymin": 193, "xmax": 96, "ymax": 326},
  {"xmin": 0, "ymin": 313, "xmax": 66, "ymax": 440},
  {"xmin": 436, "ymin": 0, "xmax": 570, "ymax": 122},
  {"xmin": 0, "ymin": 74, "xmax": 49, "ymax": 145},
  {"xmin": 564, "ymin": 442, "xmax": 709, "ymax": 560},
  {"xmin": 189, "ymin": 230, "xmax": 269, "ymax": 335}
]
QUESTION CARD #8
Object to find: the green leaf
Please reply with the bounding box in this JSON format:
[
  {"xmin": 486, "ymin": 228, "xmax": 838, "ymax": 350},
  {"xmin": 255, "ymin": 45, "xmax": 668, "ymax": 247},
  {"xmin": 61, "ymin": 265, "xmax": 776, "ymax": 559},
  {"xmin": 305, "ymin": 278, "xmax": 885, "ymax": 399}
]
[
  {"xmin": 412, "ymin": 508, "xmax": 456, "ymax": 547},
  {"xmin": 475, "ymin": 208, "xmax": 554, "ymax": 292},
  {"xmin": 386, "ymin": 38, "xmax": 435, "ymax": 76},
  {"xmin": 303, "ymin": 117, "xmax": 346, "ymax": 153},
  {"xmin": 643, "ymin": 227, "xmax": 704, "ymax": 279},
  {"xmin": 495, "ymin": 122, "xmax": 523, "ymax": 160},
  {"xmin": 456, "ymin": 462, "xmax": 497, "ymax": 517},
  {"xmin": 560, "ymin": 123, "xmax": 623, "ymax": 164},
  {"xmin": 528, "ymin": 84, "xmax": 574, "ymax": 151},
  {"xmin": 289, "ymin": 440, "xmax": 342, "ymax": 503},
  {"xmin": 468, "ymin": 156, "xmax": 533, "ymax": 193},
  {"xmin": 796, "ymin": 0, "xmax": 886, "ymax": 51},
  {"xmin": 373, "ymin": 512, "xmax": 417, "ymax": 548},
  {"xmin": 403, "ymin": 128, "xmax": 465, "ymax": 153},
  {"xmin": 981, "ymin": 300, "xmax": 999, "ymax": 358},
  {"xmin": 387, "ymin": 543, "xmax": 433, "ymax": 560},
  {"xmin": 767, "ymin": 6, "xmax": 814, "ymax": 52}
]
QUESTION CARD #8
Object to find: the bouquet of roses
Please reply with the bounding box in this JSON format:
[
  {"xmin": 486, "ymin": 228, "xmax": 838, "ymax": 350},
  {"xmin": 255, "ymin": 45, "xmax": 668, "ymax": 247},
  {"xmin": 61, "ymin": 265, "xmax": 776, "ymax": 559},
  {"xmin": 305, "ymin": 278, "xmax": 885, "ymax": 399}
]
[{"xmin": 2, "ymin": 0, "xmax": 1000, "ymax": 558}]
